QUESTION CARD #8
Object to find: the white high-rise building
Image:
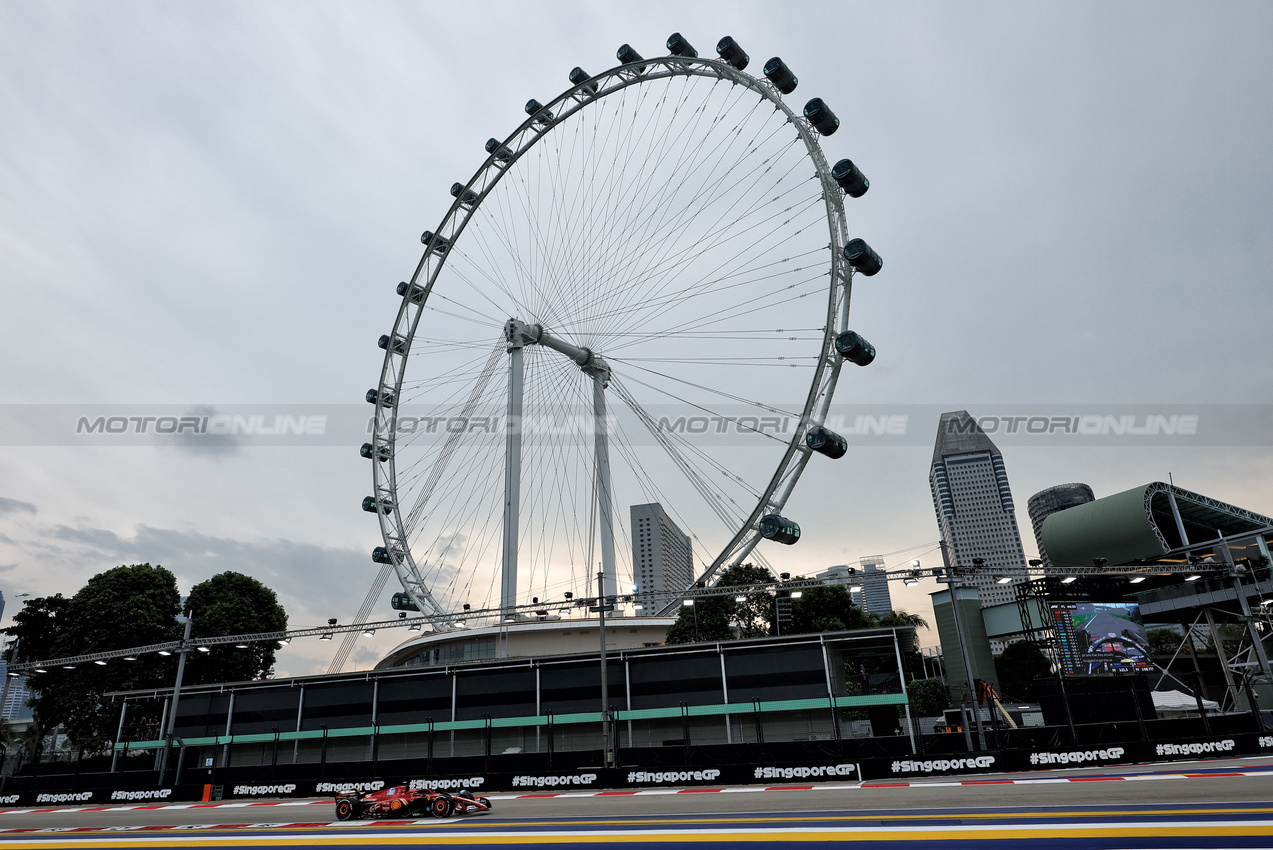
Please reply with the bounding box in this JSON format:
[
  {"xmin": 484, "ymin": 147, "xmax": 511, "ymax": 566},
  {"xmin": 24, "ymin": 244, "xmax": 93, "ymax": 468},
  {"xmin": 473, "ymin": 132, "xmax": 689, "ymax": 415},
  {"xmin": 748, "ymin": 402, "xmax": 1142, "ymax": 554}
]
[
  {"xmin": 929, "ymin": 411, "xmax": 1027, "ymax": 608},
  {"xmin": 631, "ymin": 503, "xmax": 694, "ymax": 612},
  {"xmin": 851, "ymin": 557, "xmax": 893, "ymax": 617}
]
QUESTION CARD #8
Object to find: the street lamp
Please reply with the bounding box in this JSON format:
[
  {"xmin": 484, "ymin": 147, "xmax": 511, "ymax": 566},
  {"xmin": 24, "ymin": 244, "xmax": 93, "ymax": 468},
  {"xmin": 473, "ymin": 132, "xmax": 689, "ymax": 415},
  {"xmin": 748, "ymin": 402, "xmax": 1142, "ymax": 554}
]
[
  {"xmin": 938, "ymin": 543, "xmax": 985, "ymax": 750},
  {"xmin": 158, "ymin": 607, "xmax": 194, "ymax": 784}
]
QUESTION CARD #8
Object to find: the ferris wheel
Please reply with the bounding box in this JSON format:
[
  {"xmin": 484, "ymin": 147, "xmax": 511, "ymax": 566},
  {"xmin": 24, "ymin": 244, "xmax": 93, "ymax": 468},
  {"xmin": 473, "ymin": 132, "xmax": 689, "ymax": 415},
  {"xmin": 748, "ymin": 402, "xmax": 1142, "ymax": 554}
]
[{"xmin": 361, "ymin": 34, "xmax": 883, "ymax": 628}]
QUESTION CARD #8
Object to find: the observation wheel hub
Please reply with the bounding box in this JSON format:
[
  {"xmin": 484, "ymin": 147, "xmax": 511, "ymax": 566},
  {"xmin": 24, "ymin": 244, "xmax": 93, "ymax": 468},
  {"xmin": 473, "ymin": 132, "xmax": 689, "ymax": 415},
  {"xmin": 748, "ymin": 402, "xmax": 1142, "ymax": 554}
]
[{"xmin": 505, "ymin": 317, "xmax": 610, "ymax": 385}]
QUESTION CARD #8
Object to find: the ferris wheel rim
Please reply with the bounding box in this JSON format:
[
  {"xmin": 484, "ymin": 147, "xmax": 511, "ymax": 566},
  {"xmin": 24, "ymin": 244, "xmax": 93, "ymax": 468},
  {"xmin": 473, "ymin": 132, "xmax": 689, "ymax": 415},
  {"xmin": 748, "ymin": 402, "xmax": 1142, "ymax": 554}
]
[{"xmin": 369, "ymin": 52, "xmax": 858, "ymax": 627}]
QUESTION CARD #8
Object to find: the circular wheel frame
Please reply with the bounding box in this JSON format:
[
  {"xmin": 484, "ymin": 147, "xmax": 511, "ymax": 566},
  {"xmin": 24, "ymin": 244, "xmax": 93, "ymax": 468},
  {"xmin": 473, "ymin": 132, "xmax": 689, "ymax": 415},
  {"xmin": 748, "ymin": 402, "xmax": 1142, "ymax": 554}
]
[{"xmin": 371, "ymin": 53, "xmax": 858, "ymax": 621}]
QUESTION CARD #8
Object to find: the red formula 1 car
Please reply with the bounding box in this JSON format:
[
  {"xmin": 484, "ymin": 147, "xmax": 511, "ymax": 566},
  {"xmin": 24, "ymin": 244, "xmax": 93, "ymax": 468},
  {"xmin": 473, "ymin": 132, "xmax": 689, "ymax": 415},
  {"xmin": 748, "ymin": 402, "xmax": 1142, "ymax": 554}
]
[{"xmin": 334, "ymin": 785, "xmax": 492, "ymax": 820}]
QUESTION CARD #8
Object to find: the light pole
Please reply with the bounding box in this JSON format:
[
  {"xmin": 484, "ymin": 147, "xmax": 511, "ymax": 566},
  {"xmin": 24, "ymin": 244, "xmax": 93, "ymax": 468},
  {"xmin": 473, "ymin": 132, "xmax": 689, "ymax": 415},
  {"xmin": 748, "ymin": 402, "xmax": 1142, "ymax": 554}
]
[
  {"xmin": 939, "ymin": 542, "xmax": 985, "ymax": 750},
  {"xmin": 592, "ymin": 572, "xmax": 614, "ymax": 769},
  {"xmin": 158, "ymin": 608, "xmax": 193, "ymax": 785}
]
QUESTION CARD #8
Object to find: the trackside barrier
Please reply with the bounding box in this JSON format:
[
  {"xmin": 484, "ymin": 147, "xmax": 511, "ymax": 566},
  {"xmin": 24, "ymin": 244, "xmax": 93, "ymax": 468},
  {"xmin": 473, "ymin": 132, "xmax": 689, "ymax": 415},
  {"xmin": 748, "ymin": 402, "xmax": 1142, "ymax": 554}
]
[{"xmin": 4, "ymin": 732, "xmax": 1273, "ymax": 805}]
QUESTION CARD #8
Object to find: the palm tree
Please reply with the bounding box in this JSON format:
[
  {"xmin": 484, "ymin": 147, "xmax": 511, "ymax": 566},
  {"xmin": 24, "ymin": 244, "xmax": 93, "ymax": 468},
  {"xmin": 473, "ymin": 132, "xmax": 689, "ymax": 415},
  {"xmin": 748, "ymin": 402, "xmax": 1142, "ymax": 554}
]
[{"xmin": 874, "ymin": 610, "xmax": 930, "ymax": 630}]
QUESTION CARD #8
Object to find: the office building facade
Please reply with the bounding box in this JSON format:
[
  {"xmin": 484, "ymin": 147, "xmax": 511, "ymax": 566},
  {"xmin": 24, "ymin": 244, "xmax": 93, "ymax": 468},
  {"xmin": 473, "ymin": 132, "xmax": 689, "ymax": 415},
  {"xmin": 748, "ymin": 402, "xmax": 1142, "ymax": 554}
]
[
  {"xmin": 852, "ymin": 557, "xmax": 893, "ymax": 617},
  {"xmin": 631, "ymin": 503, "xmax": 694, "ymax": 611},
  {"xmin": 929, "ymin": 411, "xmax": 1028, "ymax": 608}
]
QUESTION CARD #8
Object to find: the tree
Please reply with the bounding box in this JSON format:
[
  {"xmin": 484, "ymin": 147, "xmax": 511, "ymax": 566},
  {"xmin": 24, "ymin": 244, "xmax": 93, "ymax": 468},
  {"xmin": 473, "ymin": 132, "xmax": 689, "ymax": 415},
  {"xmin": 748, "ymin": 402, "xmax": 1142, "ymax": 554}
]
[
  {"xmin": 4, "ymin": 594, "xmax": 70, "ymax": 663},
  {"xmin": 665, "ymin": 564, "xmax": 772, "ymax": 645},
  {"xmin": 994, "ymin": 640, "xmax": 1053, "ymax": 700},
  {"xmin": 782, "ymin": 581, "xmax": 873, "ymax": 635},
  {"xmin": 184, "ymin": 571, "xmax": 288, "ymax": 685},
  {"xmin": 5, "ymin": 565, "xmax": 291, "ymax": 749},
  {"xmin": 907, "ymin": 677, "xmax": 949, "ymax": 717},
  {"xmin": 1147, "ymin": 627, "xmax": 1184, "ymax": 659},
  {"xmin": 42, "ymin": 564, "xmax": 183, "ymax": 749},
  {"xmin": 874, "ymin": 610, "xmax": 929, "ymax": 630}
]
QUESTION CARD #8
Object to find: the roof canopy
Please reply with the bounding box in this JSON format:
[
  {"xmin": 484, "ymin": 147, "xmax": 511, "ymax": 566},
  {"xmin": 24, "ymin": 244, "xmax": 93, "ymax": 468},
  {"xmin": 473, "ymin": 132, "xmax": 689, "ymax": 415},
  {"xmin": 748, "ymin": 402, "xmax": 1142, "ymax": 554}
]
[{"xmin": 1040, "ymin": 482, "xmax": 1273, "ymax": 569}]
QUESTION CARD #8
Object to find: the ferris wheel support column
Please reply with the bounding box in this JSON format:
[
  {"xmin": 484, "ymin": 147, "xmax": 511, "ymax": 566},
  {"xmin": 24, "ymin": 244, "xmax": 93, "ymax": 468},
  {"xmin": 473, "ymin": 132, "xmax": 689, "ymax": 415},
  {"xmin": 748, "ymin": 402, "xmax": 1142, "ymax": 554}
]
[
  {"xmin": 592, "ymin": 372, "xmax": 619, "ymax": 601},
  {"xmin": 500, "ymin": 322, "xmax": 529, "ymax": 615}
]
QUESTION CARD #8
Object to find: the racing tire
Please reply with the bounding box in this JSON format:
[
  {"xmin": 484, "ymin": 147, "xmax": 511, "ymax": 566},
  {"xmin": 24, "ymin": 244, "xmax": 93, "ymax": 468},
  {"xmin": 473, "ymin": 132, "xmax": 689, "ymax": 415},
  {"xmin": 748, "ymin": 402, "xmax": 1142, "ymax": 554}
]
[
  {"xmin": 430, "ymin": 792, "xmax": 454, "ymax": 818},
  {"xmin": 335, "ymin": 798, "xmax": 357, "ymax": 821}
]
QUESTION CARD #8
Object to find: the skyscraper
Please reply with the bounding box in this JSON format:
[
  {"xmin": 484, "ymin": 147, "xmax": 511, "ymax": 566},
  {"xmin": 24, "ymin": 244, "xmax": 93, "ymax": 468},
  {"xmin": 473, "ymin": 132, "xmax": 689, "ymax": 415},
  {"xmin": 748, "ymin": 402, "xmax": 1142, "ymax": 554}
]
[
  {"xmin": 929, "ymin": 411, "xmax": 1027, "ymax": 607},
  {"xmin": 1027, "ymin": 483, "xmax": 1096, "ymax": 571},
  {"xmin": 631, "ymin": 503, "xmax": 694, "ymax": 612},
  {"xmin": 852, "ymin": 557, "xmax": 893, "ymax": 617}
]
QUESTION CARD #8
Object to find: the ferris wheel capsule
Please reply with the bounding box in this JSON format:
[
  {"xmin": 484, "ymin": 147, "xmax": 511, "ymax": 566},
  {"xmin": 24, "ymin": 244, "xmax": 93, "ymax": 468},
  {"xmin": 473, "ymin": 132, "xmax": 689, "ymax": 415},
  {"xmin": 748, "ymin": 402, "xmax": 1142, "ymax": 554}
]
[
  {"xmin": 395, "ymin": 281, "xmax": 425, "ymax": 304},
  {"xmin": 803, "ymin": 98, "xmax": 840, "ymax": 136},
  {"xmin": 372, "ymin": 546, "xmax": 397, "ymax": 565},
  {"xmin": 525, "ymin": 99, "xmax": 553, "ymax": 125},
  {"xmin": 763, "ymin": 57, "xmax": 798, "ymax": 94},
  {"xmin": 716, "ymin": 36, "xmax": 749, "ymax": 70},
  {"xmin": 759, "ymin": 514, "xmax": 801, "ymax": 545},
  {"xmin": 667, "ymin": 33, "xmax": 698, "ymax": 58},
  {"xmin": 617, "ymin": 44, "xmax": 646, "ymax": 70},
  {"xmin": 805, "ymin": 425, "xmax": 848, "ymax": 459},
  {"xmin": 832, "ymin": 159, "xmax": 869, "ymax": 198},
  {"xmin": 360, "ymin": 442, "xmax": 389, "ymax": 462},
  {"xmin": 835, "ymin": 331, "xmax": 876, "ymax": 366},
  {"xmin": 363, "ymin": 495, "xmax": 395, "ymax": 513},
  {"xmin": 485, "ymin": 138, "xmax": 514, "ymax": 162},
  {"xmin": 450, "ymin": 183, "xmax": 479, "ymax": 207},
  {"xmin": 420, "ymin": 231, "xmax": 450, "ymax": 254},
  {"xmin": 568, "ymin": 67, "xmax": 599, "ymax": 93},
  {"xmin": 843, "ymin": 238, "xmax": 883, "ymax": 275}
]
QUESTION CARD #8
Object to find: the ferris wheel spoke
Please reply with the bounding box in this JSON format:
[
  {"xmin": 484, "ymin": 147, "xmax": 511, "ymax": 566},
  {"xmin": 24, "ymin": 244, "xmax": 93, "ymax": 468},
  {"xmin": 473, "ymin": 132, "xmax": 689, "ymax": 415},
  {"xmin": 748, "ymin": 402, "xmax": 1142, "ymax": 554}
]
[{"xmin": 562, "ymin": 185, "xmax": 825, "ymax": 339}]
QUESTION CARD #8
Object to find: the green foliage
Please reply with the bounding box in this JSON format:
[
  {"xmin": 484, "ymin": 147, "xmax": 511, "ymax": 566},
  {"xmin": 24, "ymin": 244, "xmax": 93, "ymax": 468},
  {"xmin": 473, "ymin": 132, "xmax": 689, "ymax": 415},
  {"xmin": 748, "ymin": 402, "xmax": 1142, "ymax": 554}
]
[
  {"xmin": 666, "ymin": 568, "xmax": 928, "ymax": 645},
  {"xmin": 781, "ymin": 582, "xmax": 873, "ymax": 635},
  {"xmin": 5, "ymin": 564, "xmax": 288, "ymax": 751},
  {"xmin": 907, "ymin": 677, "xmax": 949, "ymax": 716},
  {"xmin": 1147, "ymin": 627, "xmax": 1184, "ymax": 659},
  {"xmin": 665, "ymin": 563, "xmax": 773, "ymax": 644},
  {"xmin": 874, "ymin": 610, "xmax": 929, "ymax": 630},
  {"xmin": 5, "ymin": 594, "xmax": 70, "ymax": 661},
  {"xmin": 185, "ymin": 572, "xmax": 288, "ymax": 685},
  {"xmin": 39, "ymin": 565, "xmax": 182, "ymax": 749}
]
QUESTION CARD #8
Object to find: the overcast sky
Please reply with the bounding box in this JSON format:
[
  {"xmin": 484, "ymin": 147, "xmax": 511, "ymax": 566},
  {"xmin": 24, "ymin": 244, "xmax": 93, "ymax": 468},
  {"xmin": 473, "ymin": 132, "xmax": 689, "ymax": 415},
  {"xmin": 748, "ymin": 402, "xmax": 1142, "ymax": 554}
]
[{"xmin": 2, "ymin": 2, "xmax": 1271, "ymax": 676}]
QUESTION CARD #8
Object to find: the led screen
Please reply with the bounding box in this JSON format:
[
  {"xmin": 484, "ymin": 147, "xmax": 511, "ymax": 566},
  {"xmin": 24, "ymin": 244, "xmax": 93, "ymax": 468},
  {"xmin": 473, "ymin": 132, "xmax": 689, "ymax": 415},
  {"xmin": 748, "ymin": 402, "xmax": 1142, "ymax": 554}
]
[{"xmin": 1049, "ymin": 601, "xmax": 1154, "ymax": 675}]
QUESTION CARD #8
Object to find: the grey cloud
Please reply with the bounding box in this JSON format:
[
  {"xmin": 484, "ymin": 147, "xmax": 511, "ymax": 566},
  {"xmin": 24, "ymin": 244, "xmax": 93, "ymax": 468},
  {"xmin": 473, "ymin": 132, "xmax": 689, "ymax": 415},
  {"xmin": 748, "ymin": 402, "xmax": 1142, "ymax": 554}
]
[
  {"xmin": 40, "ymin": 522, "xmax": 456, "ymax": 642},
  {"xmin": 0, "ymin": 498, "xmax": 37, "ymax": 515}
]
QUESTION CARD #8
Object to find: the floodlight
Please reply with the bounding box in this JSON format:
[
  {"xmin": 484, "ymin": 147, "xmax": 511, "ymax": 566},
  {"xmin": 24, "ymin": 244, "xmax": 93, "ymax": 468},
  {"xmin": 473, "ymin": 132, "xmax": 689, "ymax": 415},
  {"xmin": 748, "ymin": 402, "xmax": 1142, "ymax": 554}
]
[{"xmin": 1060, "ymin": 576, "xmax": 1077, "ymax": 584}]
